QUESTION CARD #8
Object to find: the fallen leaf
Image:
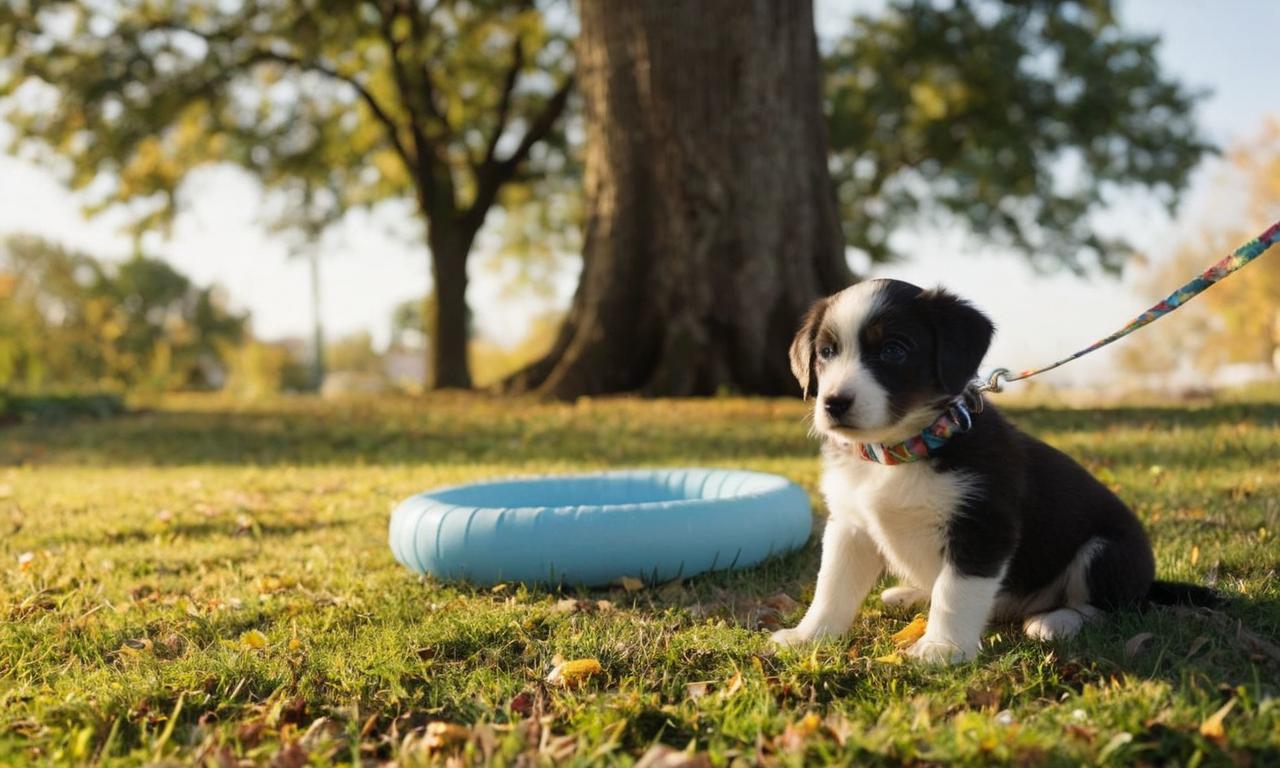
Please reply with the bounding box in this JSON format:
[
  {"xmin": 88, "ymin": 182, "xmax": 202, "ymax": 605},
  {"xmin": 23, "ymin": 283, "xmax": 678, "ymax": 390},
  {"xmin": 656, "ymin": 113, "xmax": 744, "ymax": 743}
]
[
  {"xmin": 778, "ymin": 712, "xmax": 823, "ymax": 751},
  {"xmin": 546, "ymin": 657, "xmax": 602, "ymax": 686},
  {"xmin": 721, "ymin": 671, "xmax": 744, "ymax": 698},
  {"xmin": 271, "ymin": 741, "xmax": 308, "ymax": 768},
  {"xmin": 240, "ymin": 630, "xmax": 269, "ymax": 650},
  {"xmin": 891, "ymin": 616, "xmax": 928, "ymax": 648},
  {"xmin": 617, "ymin": 576, "xmax": 645, "ymax": 593},
  {"xmin": 635, "ymin": 744, "xmax": 711, "ymax": 768},
  {"xmin": 685, "ymin": 681, "xmax": 711, "ymax": 700},
  {"xmin": 510, "ymin": 691, "xmax": 535, "ymax": 718},
  {"xmin": 1124, "ymin": 632, "xmax": 1154, "ymax": 659},
  {"xmin": 1198, "ymin": 698, "xmax": 1236, "ymax": 741},
  {"xmin": 1185, "ymin": 635, "xmax": 1210, "ymax": 660},
  {"xmin": 423, "ymin": 721, "xmax": 470, "ymax": 752},
  {"xmin": 762, "ymin": 592, "xmax": 799, "ymax": 614},
  {"xmin": 17, "ymin": 551, "xmax": 34, "ymax": 571},
  {"xmin": 1190, "ymin": 545, "xmax": 1200, "ymax": 567},
  {"xmin": 874, "ymin": 653, "xmax": 903, "ymax": 665}
]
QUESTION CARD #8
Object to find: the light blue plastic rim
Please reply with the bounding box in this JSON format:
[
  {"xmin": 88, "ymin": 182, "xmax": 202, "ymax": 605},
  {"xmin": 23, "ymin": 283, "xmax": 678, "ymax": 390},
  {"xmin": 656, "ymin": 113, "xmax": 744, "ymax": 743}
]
[{"xmin": 388, "ymin": 468, "xmax": 814, "ymax": 587}]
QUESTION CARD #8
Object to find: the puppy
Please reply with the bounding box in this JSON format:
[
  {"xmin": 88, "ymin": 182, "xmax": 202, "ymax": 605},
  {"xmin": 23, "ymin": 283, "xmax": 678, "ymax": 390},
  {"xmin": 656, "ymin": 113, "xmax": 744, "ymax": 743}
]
[{"xmin": 771, "ymin": 279, "xmax": 1178, "ymax": 664}]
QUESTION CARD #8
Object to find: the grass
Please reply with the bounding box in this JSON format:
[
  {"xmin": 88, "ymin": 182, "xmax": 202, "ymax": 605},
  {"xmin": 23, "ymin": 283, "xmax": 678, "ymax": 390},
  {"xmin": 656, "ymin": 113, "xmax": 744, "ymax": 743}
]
[{"xmin": 1, "ymin": 393, "xmax": 1277, "ymax": 766}]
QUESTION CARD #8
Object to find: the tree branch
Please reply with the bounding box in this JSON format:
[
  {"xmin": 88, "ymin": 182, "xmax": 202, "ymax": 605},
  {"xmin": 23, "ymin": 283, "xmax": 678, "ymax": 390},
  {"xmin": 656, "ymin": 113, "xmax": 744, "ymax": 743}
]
[
  {"xmin": 481, "ymin": 38, "xmax": 524, "ymax": 169},
  {"xmin": 251, "ymin": 50, "xmax": 413, "ymax": 169},
  {"xmin": 464, "ymin": 74, "xmax": 573, "ymax": 232}
]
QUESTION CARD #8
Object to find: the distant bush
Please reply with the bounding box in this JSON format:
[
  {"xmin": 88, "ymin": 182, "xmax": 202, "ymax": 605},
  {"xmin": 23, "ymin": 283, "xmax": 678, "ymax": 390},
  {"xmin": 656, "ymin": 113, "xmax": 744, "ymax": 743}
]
[{"xmin": 0, "ymin": 391, "xmax": 126, "ymax": 424}]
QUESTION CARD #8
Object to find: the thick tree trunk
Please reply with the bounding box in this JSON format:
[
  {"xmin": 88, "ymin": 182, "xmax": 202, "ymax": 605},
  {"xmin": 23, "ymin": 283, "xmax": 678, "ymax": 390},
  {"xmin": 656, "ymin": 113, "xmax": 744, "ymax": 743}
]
[
  {"xmin": 428, "ymin": 224, "xmax": 474, "ymax": 390},
  {"xmin": 508, "ymin": 0, "xmax": 849, "ymax": 398}
]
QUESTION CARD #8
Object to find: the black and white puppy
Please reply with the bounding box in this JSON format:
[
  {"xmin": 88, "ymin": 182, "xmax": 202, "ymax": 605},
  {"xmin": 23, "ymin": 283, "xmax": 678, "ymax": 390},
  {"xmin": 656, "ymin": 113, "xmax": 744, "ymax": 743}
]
[{"xmin": 771, "ymin": 279, "xmax": 1164, "ymax": 664}]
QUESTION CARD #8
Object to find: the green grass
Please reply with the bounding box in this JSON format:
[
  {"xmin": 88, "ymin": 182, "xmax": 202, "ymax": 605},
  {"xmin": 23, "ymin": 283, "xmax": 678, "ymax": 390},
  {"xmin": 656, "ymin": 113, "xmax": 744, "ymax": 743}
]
[{"xmin": 1, "ymin": 393, "xmax": 1277, "ymax": 766}]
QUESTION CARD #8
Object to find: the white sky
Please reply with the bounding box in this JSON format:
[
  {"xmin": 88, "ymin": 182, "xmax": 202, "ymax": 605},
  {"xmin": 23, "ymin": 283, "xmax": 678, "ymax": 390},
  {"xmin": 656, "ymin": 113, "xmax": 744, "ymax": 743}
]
[{"xmin": 2, "ymin": 0, "xmax": 1278, "ymax": 386}]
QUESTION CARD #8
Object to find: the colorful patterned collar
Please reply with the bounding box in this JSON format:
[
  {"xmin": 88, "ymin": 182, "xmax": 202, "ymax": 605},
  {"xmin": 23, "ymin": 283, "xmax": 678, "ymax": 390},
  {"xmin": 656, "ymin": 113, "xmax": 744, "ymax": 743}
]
[{"xmin": 854, "ymin": 399, "xmax": 974, "ymax": 465}]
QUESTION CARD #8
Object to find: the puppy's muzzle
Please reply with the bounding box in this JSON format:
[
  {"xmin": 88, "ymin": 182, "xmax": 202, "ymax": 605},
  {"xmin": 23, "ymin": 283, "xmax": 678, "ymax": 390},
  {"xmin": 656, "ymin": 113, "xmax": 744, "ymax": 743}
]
[{"xmin": 823, "ymin": 395, "xmax": 853, "ymax": 419}]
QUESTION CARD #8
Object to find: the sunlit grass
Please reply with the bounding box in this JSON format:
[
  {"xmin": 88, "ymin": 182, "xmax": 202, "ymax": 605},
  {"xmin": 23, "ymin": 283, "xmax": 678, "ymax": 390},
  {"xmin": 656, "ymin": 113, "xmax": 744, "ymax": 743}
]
[{"xmin": 1, "ymin": 393, "xmax": 1277, "ymax": 765}]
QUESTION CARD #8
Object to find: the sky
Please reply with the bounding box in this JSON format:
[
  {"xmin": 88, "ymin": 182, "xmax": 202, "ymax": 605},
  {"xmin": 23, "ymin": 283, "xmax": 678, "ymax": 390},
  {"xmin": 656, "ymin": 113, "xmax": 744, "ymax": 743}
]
[{"xmin": 2, "ymin": 0, "xmax": 1278, "ymax": 387}]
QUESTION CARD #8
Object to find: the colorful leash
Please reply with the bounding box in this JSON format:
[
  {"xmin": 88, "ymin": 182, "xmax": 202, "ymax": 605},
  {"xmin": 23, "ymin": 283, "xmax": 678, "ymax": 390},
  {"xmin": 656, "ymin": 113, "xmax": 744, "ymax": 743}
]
[{"xmin": 977, "ymin": 218, "xmax": 1280, "ymax": 394}]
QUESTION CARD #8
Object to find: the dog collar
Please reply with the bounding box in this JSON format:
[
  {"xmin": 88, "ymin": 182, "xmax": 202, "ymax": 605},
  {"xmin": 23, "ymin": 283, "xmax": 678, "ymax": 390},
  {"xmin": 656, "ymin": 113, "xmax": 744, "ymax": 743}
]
[{"xmin": 854, "ymin": 399, "xmax": 973, "ymax": 465}]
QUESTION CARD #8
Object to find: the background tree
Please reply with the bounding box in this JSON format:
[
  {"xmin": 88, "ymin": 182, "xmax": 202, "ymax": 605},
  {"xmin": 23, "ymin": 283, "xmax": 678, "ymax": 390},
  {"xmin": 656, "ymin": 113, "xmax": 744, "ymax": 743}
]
[
  {"xmin": 509, "ymin": 0, "xmax": 1209, "ymax": 397},
  {"xmin": 507, "ymin": 0, "xmax": 849, "ymax": 397},
  {"xmin": 826, "ymin": 0, "xmax": 1210, "ymax": 272},
  {"xmin": 0, "ymin": 0, "xmax": 574, "ymax": 389},
  {"xmin": 0, "ymin": 235, "xmax": 245, "ymax": 391}
]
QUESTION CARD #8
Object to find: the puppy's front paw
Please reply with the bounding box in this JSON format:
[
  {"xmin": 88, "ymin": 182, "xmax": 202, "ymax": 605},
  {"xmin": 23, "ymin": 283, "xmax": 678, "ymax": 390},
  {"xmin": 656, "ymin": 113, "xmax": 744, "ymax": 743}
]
[
  {"xmin": 906, "ymin": 636, "xmax": 975, "ymax": 665},
  {"xmin": 770, "ymin": 627, "xmax": 813, "ymax": 648}
]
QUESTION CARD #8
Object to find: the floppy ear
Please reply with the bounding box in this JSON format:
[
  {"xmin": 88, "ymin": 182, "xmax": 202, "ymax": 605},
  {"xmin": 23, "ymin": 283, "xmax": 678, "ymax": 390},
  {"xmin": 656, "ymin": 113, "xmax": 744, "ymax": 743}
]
[
  {"xmin": 789, "ymin": 298, "xmax": 829, "ymax": 400},
  {"xmin": 921, "ymin": 289, "xmax": 995, "ymax": 396}
]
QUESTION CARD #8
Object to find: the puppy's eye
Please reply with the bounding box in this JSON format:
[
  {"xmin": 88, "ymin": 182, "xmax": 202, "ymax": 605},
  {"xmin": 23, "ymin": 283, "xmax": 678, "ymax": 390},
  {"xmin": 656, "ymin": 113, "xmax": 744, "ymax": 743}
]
[
  {"xmin": 879, "ymin": 340, "xmax": 908, "ymax": 363},
  {"xmin": 818, "ymin": 344, "xmax": 837, "ymax": 360}
]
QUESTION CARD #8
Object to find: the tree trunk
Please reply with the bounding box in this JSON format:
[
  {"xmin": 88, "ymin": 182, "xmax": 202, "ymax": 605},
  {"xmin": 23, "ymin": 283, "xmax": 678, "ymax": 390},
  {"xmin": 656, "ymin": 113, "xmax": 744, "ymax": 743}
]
[
  {"xmin": 507, "ymin": 0, "xmax": 849, "ymax": 398},
  {"xmin": 428, "ymin": 224, "xmax": 474, "ymax": 390}
]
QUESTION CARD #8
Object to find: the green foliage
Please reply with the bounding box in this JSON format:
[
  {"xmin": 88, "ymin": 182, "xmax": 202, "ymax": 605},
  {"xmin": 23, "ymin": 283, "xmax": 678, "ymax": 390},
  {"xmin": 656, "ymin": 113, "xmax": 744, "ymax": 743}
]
[
  {"xmin": 0, "ymin": 235, "xmax": 245, "ymax": 392},
  {"xmin": 826, "ymin": 0, "xmax": 1211, "ymax": 271},
  {"xmin": 0, "ymin": 0, "xmax": 573, "ymax": 228},
  {"xmin": 0, "ymin": 394, "xmax": 1276, "ymax": 763}
]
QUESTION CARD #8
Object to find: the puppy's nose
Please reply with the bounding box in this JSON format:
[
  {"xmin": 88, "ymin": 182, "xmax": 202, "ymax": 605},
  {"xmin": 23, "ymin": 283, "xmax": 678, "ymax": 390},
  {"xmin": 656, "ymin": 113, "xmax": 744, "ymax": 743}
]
[{"xmin": 823, "ymin": 395, "xmax": 853, "ymax": 418}]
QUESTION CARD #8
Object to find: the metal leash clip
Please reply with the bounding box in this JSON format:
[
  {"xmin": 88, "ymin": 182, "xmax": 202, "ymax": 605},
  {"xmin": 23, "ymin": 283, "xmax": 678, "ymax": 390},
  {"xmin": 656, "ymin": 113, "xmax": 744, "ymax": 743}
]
[{"xmin": 976, "ymin": 368, "xmax": 1012, "ymax": 394}]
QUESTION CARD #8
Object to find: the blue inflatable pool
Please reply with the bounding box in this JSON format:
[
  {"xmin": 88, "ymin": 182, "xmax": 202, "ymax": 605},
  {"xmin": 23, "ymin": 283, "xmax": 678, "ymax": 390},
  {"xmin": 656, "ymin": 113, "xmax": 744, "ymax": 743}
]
[{"xmin": 389, "ymin": 468, "xmax": 813, "ymax": 587}]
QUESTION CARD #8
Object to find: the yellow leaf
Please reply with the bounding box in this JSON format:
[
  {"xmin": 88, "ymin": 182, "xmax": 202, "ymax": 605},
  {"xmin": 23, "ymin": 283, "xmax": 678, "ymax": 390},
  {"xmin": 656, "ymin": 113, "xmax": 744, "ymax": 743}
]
[
  {"xmin": 617, "ymin": 576, "xmax": 645, "ymax": 592},
  {"xmin": 1198, "ymin": 698, "xmax": 1236, "ymax": 741},
  {"xmin": 1190, "ymin": 545, "xmax": 1200, "ymax": 566},
  {"xmin": 240, "ymin": 630, "xmax": 269, "ymax": 650},
  {"xmin": 546, "ymin": 658, "xmax": 603, "ymax": 686},
  {"xmin": 795, "ymin": 712, "xmax": 821, "ymax": 737},
  {"xmin": 891, "ymin": 616, "xmax": 928, "ymax": 648},
  {"xmin": 875, "ymin": 653, "xmax": 904, "ymax": 665}
]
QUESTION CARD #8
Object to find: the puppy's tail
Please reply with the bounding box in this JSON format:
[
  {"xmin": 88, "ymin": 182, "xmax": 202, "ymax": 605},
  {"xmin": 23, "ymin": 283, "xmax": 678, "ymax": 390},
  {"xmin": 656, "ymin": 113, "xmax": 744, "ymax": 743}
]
[{"xmin": 1146, "ymin": 580, "xmax": 1222, "ymax": 608}]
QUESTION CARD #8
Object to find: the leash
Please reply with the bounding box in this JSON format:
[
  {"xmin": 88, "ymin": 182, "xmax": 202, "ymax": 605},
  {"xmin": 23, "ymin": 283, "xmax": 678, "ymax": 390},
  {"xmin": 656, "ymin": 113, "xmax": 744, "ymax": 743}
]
[{"xmin": 976, "ymin": 218, "xmax": 1280, "ymax": 394}]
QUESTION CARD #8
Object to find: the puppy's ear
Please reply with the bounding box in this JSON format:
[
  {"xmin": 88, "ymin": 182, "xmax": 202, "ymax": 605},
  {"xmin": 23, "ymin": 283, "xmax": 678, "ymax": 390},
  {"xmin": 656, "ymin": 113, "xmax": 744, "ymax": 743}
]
[
  {"xmin": 920, "ymin": 289, "xmax": 995, "ymax": 396},
  {"xmin": 789, "ymin": 297, "xmax": 829, "ymax": 400}
]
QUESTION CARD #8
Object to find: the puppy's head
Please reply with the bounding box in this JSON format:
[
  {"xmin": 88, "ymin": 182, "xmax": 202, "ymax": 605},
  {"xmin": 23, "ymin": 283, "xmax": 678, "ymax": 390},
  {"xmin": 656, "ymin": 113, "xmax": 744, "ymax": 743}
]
[{"xmin": 790, "ymin": 279, "xmax": 994, "ymax": 443}]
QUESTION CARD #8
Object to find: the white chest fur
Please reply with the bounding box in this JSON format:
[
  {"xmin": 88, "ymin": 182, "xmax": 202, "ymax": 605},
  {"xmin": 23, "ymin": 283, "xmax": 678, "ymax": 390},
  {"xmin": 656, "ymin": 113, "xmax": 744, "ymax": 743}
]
[{"xmin": 820, "ymin": 450, "xmax": 977, "ymax": 590}]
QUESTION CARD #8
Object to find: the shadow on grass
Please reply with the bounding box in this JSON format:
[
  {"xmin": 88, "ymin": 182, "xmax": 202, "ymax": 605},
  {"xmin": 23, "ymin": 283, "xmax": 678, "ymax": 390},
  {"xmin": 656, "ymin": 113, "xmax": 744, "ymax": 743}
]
[{"xmin": 2, "ymin": 396, "xmax": 1276, "ymax": 469}]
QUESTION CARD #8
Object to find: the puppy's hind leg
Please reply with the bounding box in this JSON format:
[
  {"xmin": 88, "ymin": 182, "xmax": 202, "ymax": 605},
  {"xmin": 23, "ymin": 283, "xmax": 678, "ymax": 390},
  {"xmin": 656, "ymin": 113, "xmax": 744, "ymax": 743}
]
[{"xmin": 1023, "ymin": 606, "xmax": 1099, "ymax": 641}]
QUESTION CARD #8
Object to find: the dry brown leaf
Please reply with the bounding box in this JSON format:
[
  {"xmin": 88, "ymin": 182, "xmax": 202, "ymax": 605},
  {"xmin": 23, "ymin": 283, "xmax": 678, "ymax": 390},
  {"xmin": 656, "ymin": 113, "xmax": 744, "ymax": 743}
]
[
  {"xmin": 891, "ymin": 616, "xmax": 928, "ymax": 648},
  {"xmin": 1185, "ymin": 635, "xmax": 1211, "ymax": 659},
  {"xmin": 424, "ymin": 721, "xmax": 471, "ymax": 752},
  {"xmin": 1124, "ymin": 632, "xmax": 1154, "ymax": 659},
  {"xmin": 1198, "ymin": 698, "xmax": 1236, "ymax": 741},
  {"xmin": 617, "ymin": 576, "xmax": 645, "ymax": 592},
  {"xmin": 685, "ymin": 681, "xmax": 711, "ymax": 700},
  {"xmin": 635, "ymin": 745, "xmax": 711, "ymax": 768},
  {"xmin": 721, "ymin": 671, "xmax": 744, "ymax": 698},
  {"xmin": 762, "ymin": 592, "xmax": 800, "ymax": 614}
]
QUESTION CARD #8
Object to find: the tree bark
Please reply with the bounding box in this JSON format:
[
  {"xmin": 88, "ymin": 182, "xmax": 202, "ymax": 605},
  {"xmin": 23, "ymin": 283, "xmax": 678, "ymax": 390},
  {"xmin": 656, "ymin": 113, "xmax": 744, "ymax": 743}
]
[
  {"xmin": 507, "ymin": 0, "xmax": 849, "ymax": 398},
  {"xmin": 428, "ymin": 223, "xmax": 474, "ymax": 390}
]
